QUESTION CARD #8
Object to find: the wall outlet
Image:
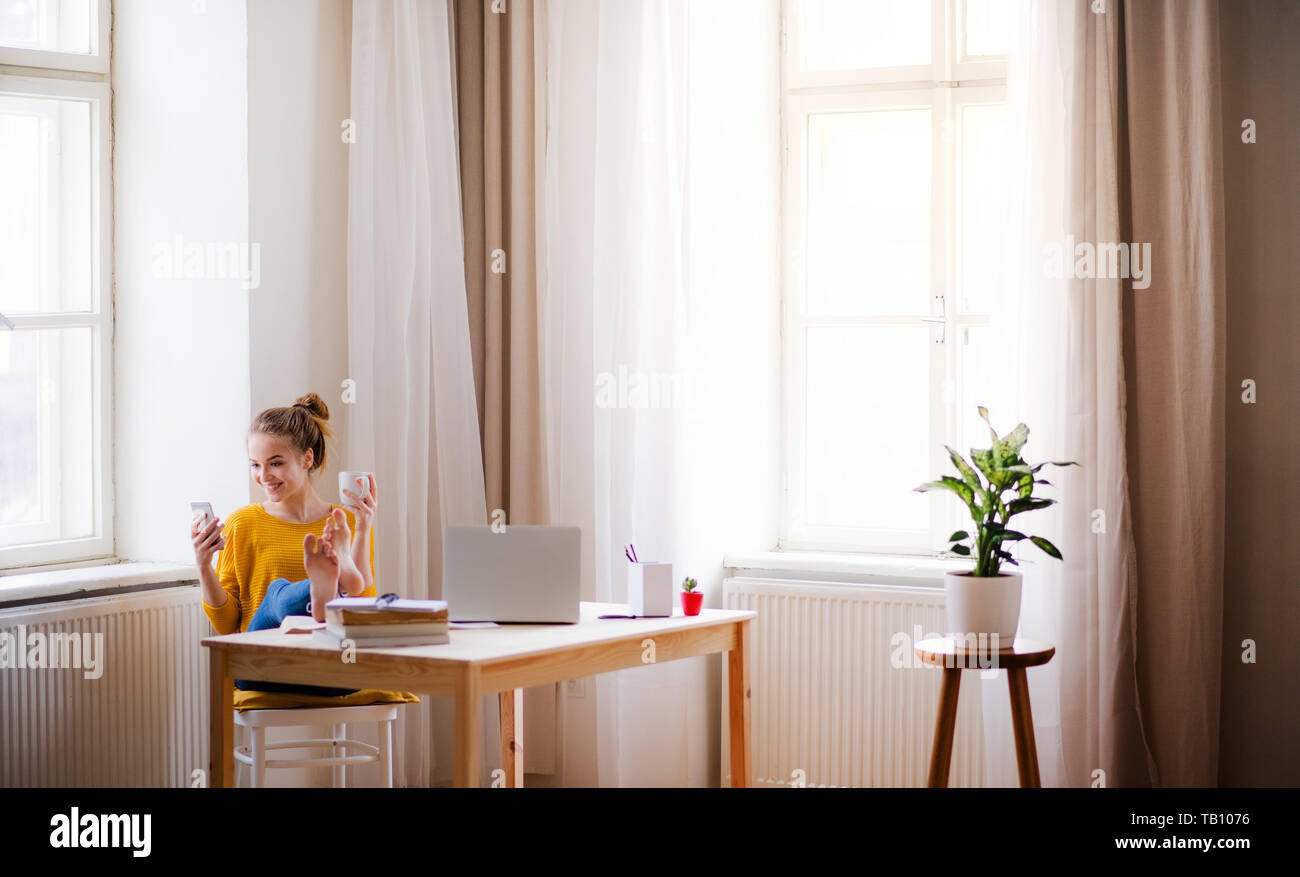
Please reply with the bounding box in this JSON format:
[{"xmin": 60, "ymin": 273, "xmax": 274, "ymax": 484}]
[{"xmin": 565, "ymin": 677, "xmax": 586, "ymax": 698}]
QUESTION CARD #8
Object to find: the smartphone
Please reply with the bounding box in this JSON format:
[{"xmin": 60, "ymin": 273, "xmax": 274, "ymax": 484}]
[{"xmin": 191, "ymin": 502, "xmax": 225, "ymax": 556}]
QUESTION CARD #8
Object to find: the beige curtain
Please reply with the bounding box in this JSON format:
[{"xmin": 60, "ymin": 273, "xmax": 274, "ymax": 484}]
[
  {"xmin": 998, "ymin": 0, "xmax": 1225, "ymax": 788},
  {"xmin": 451, "ymin": 0, "xmax": 555, "ymax": 778},
  {"xmin": 454, "ymin": 0, "xmax": 549, "ymax": 526},
  {"xmin": 1121, "ymin": 0, "xmax": 1227, "ymax": 787}
]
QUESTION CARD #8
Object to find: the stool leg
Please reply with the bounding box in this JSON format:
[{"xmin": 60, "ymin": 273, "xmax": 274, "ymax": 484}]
[
  {"xmin": 927, "ymin": 667, "xmax": 962, "ymax": 788},
  {"xmin": 331, "ymin": 723, "xmax": 343, "ymax": 789},
  {"xmin": 251, "ymin": 727, "xmax": 266, "ymax": 789},
  {"xmin": 379, "ymin": 719, "xmax": 393, "ymax": 789},
  {"xmin": 1007, "ymin": 666, "xmax": 1042, "ymax": 788},
  {"xmin": 339, "ymin": 723, "xmax": 348, "ymax": 789}
]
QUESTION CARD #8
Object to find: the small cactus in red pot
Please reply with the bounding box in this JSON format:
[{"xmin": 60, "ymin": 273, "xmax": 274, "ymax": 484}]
[{"xmin": 680, "ymin": 577, "xmax": 703, "ymax": 616}]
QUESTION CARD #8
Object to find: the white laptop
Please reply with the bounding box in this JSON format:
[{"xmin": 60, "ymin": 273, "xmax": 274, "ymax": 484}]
[{"xmin": 442, "ymin": 525, "xmax": 581, "ymax": 623}]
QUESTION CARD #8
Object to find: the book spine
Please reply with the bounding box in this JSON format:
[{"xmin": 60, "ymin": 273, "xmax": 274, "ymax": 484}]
[
  {"xmin": 326, "ymin": 624, "xmax": 448, "ymax": 639},
  {"xmin": 327, "ymin": 613, "xmax": 449, "ymax": 627}
]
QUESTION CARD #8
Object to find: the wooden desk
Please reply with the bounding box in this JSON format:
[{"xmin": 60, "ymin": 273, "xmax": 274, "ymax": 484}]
[
  {"xmin": 914, "ymin": 637, "xmax": 1055, "ymax": 788},
  {"xmin": 203, "ymin": 602, "xmax": 756, "ymax": 788}
]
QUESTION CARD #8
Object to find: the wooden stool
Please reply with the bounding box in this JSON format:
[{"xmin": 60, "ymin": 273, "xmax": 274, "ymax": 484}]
[{"xmin": 914, "ymin": 637, "xmax": 1055, "ymax": 788}]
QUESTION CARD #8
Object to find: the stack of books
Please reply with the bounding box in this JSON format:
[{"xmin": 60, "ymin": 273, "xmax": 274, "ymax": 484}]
[{"xmin": 312, "ymin": 596, "xmax": 450, "ymax": 647}]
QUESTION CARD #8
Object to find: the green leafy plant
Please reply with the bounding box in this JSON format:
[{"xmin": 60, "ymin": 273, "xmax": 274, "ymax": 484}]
[
  {"xmin": 915, "ymin": 407, "xmax": 1077, "ymax": 577},
  {"xmin": 682, "ymin": 577, "xmax": 698, "ymax": 593}
]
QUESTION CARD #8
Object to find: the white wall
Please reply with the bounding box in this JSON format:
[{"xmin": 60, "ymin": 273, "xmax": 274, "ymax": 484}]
[
  {"xmin": 114, "ymin": 0, "xmax": 353, "ymax": 560},
  {"xmin": 247, "ymin": 0, "xmax": 353, "ymax": 498},
  {"xmin": 113, "ymin": 0, "xmax": 251, "ymax": 563}
]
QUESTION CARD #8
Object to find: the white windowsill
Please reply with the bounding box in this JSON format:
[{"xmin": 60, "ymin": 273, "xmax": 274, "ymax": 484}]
[
  {"xmin": 0, "ymin": 560, "xmax": 199, "ymax": 605},
  {"xmin": 723, "ymin": 550, "xmax": 969, "ymax": 588}
]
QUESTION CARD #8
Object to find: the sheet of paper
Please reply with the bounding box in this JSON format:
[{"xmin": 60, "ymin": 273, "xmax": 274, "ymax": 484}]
[{"xmin": 279, "ymin": 615, "xmax": 325, "ymax": 633}]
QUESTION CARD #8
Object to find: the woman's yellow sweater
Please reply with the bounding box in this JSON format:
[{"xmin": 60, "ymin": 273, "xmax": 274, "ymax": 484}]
[
  {"xmin": 204, "ymin": 502, "xmax": 417, "ymax": 711},
  {"xmin": 205, "ymin": 502, "xmax": 375, "ymax": 634}
]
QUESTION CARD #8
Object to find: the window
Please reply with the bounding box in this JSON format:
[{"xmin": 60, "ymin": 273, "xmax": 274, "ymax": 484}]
[
  {"xmin": 781, "ymin": 0, "xmax": 1010, "ymax": 552},
  {"xmin": 0, "ymin": 0, "xmax": 112, "ymax": 570}
]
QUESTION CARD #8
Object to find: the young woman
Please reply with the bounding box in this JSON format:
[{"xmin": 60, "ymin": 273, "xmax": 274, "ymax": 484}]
[{"xmin": 192, "ymin": 393, "xmax": 378, "ymax": 695}]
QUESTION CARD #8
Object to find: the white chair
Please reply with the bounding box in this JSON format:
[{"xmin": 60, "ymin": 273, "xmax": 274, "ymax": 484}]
[{"xmin": 233, "ymin": 703, "xmax": 398, "ymax": 788}]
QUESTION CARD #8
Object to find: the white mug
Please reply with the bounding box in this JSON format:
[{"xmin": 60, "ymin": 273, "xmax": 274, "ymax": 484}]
[{"xmin": 338, "ymin": 471, "xmax": 372, "ymax": 510}]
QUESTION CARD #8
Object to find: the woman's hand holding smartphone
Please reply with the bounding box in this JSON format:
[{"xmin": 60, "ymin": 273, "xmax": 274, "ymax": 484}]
[{"xmin": 190, "ymin": 501, "xmax": 226, "ymax": 567}]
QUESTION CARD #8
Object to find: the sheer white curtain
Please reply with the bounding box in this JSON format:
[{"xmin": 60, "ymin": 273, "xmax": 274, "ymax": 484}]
[
  {"xmin": 543, "ymin": 0, "xmax": 698, "ymax": 788},
  {"xmin": 542, "ymin": 0, "xmax": 780, "ymax": 786},
  {"xmin": 347, "ymin": 0, "xmax": 497, "ymax": 787},
  {"xmin": 980, "ymin": 0, "xmax": 1156, "ymax": 787}
]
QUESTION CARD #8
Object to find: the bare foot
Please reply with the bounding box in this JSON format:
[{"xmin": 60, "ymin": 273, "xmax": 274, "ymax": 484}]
[
  {"xmin": 325, "ymin": 508, "xmax": 364, "ymax": 596},
  {"xmin": 303, "ymin": 532, "xmax": 340, "ymax": 622}
]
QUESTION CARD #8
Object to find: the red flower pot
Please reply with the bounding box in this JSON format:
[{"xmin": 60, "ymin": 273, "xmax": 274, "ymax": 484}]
[{"xmin": 681, "ymin": 590, "xmax": 704, "ymax": 616}]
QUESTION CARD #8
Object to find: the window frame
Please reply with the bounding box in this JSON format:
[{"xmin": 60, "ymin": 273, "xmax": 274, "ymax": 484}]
[
  {"xmin": 0, "ymin": 7, "xmax": 114, "ymax": 571},
  {"xmin": 0, "ymin": 0, "xmax": 110, "ymax": 74},
  {"xmin": 780, "ymin": 0, "xmax": 1008, "ymax": 554}
]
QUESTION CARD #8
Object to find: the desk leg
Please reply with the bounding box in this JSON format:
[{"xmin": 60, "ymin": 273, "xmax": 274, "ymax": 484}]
[
  {"xmin": 1007, "ymin": 666, "xmax": 1042, "ymax": 788},
  {"xmin": 208, "ymin": 650, "xmax": 234, "ymax": 789},
  {"xmin": 926, "ymin": 667, "xmax": 962, "ymax": 788},
  {"xmin": 498, "ymin": 688, "xmax": 524, "ymax": 788},
  {"xmin": 727, "ymin": 619, "xmax": 752, "ymax": 788},
  {"xmin": 454, "ymin": 667, "xmax": 483, "ymax": 788}
]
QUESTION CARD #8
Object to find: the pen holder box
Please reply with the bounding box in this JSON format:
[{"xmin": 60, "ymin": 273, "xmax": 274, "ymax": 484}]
[{"xmin": 627, "ymin": 561, "xmax": 673, "ymax": 617}]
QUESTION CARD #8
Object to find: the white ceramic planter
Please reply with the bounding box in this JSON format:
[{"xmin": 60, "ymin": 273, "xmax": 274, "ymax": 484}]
[{"xmin": 944, "ymin": 571, "xmax": 1022, "ymax": 642}]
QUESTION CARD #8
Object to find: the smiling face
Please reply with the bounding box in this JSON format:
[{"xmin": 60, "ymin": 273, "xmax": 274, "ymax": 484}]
[{"xmin": 247, "ymin": 431, "xmax": 314, "ymax": 504}]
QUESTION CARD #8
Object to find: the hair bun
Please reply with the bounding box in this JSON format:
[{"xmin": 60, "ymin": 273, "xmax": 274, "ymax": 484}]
[
  {"xmin": 250, "ymin": 392, "xmax": 334, "ymax": 474},
  {"xmin": 292, "ymin": 392, "xmax": 330, "ymax": 422}
]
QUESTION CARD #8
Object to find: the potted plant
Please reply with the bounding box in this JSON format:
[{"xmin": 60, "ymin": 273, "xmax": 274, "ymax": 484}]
[
  {"xmin": 915, "ymin": 407, "xmax": 1075, "ymax": 643},
  {"xmin": 680, "ymin": 577, "xmax": 703, "ymax": 616}
]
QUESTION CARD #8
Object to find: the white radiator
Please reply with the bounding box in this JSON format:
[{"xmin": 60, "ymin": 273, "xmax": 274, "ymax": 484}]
[
  {"xmin": 724, "ymin": 576, "xmax": 986, "ymax": 788},
  {"xmin": 0, "ymin": 586, "xmax": 208, "ymax": 787}
]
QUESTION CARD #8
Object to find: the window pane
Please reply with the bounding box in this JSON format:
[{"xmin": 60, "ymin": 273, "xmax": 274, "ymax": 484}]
[
  {"xmin": 797, "ymin": 0, "xmax": 930, "ymax": 72},
  {"xmin": 0, "ymin": 327, "xmax": 95, "ymax": 546},
  {"xmin": 0, "ymin": 0, "xmax": 93, "ymax": 54},
  {"xmin": 957, "ymin": 103, "xmax": 1007, "ymax": 314},
  {"xmin": 957, "ymin": 324, "xmax": 994, "ymax": 455},
  {"xmin": 0, "ymin": 91, "xmax": 93, "ymax": 314},
  {"xmin": 803, "ymin": 326, "xmax": 930, "ymax": 533},
  {"xmin": 964, "ymin": 0, "xmax": 1010, "ymax": 58},
  {"xmin": 806, "ymin": 108, "xmax": 930, "ymax": 316}
]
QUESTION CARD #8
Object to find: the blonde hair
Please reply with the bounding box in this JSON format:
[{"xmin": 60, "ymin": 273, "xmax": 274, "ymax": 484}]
[{"xmin": 249, "ymin": 392, "xmax": 334, "ymax": 473}]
